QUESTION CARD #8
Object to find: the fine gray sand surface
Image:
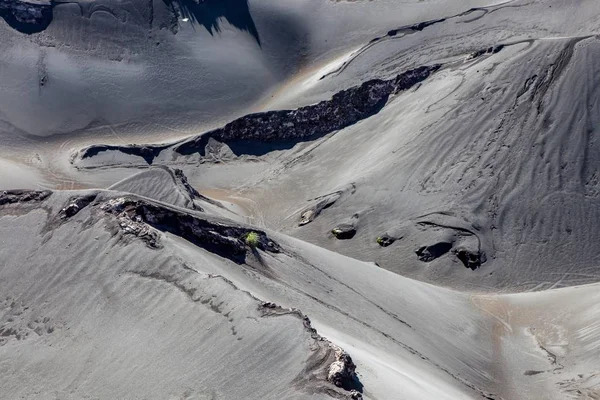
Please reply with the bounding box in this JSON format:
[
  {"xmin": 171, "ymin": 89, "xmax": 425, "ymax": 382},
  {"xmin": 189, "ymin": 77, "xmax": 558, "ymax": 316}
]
[{"xmin": 1, "ymin": 0, "xmax": 600, "ymax": 399}]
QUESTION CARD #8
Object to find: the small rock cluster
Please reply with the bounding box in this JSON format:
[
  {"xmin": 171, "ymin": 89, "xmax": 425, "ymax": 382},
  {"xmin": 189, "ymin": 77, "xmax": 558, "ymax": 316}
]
[
  {"xmin": 59, "ymin": 194, "xmax": 97, "ymax": 219},
  {"xmin": 100, "ymin": 197, "xmax": 161, "ymax": 248}
]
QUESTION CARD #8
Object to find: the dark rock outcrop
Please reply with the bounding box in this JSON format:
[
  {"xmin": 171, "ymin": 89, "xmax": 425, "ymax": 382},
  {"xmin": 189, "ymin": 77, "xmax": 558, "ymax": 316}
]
[
  {"xmin": 0, "ymin": 189, "xmax": 51, "ymax": 205},
  {"xmin": 0, "ymin": 0, "xmax": 53, "ymax": 34},
  {"xmin": 79, "ymin": 144, "xmax": 169, "ymax": 165},
  {"xmin": 175, "ymin": 65, "xmax": 440, "ymax": 157},
  {"xmin": 331, "ymin": 213, "xmax": 359, "ymax": 240},
  {"xmin": 259, "ymin": 302, "xmax": 363, "ymax": 399},
  {"xmin": 100, "ymin": 197, "xmax": 280, "ymax": 260},
  {"xmin": 59, "ymin": 194, "xmax": 97, "ymax": 219},
  {"xmin": 470, "ymin": 44, "xmax": 505, "ymax": 59},
  {"xmin": 376, "ymin": 234, "xmax": 396, "ymax": 247},
  {"xmin": 76, "ymin": 65, "xmax": 439, "ymax": 165},
  {"xmin": 453, "ymin": 247, "xmax": 486, "ymax": 270},
  {"xmin": 331, "ymin": 224, "xmax": 356, "ymax": 240}
]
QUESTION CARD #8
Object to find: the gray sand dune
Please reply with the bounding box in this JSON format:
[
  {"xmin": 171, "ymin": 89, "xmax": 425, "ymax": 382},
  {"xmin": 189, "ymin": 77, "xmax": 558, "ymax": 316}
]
[
  {"xmin": 1, "ymin": 0, "xmax": 600, "ymax": 398},
  {"xmin": 1, "ymin": 177, "xmax": 599, "ymax": 399},
  {"xmin": 69, "ymin": 23, "xmax": 600, "ymax": 291}
]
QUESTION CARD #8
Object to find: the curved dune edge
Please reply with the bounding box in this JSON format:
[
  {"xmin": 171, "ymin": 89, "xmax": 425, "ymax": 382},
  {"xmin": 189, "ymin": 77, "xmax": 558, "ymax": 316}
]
[{"xmin": 1, "ymin": 177, "xmax": 599, "ymax": 399}]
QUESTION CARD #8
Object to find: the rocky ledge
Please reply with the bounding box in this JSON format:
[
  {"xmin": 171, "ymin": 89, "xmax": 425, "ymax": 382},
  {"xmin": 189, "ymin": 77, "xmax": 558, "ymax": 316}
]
[
  {"xmin": 76, "ymin": 65, "xmax": 440, "ymax": 164},
  {"xmin": 260, "ymin": 302, "xmax": 363, "ymax": 399},
  {"xmin": 96, "ymin": 197, "xmax": 280, "ymax": 261},
  {"xmin": 175, "ymin": 65, "xmax": 440, "ymax": 157},
  {"xmin": 0, "ymin": 189, "xmax": 52, "ymax": 205}
]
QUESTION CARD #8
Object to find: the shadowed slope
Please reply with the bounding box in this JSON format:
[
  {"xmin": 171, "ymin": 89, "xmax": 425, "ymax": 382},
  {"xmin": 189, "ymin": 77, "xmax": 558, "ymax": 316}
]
[{"xmin": 167, "ymin": 0, "xmax": 261, "ymax": 45}]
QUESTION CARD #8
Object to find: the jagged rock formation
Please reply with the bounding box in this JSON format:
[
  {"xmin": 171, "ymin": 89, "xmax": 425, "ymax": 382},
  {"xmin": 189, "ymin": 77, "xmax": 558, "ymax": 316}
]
[
  {"xmin": 174, "ymin": 65, "xmax": 439, "ymax": 157},
  {"xmin": 0, "ymin": 189, "xmax": 51, "ymax": 205},
  {"xmin": 59, "ymin": 194, "xmax": 98, "ymax": 219},
  {"xmin": 94, "ymin": 196, "xmax": 280, "ymax": 259},
  {"xmin": 327, "ymin": 347, "xmax": 358, "ymax": 390},
  {"xmin": 260, "ymin": 302, "xmax": 363, "ymax": 399}
]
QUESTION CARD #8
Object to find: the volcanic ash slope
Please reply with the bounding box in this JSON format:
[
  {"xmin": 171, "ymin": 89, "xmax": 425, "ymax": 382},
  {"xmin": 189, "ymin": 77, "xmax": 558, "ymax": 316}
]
[{"xmin": 1, "ymin": 169, "xmax": 599, "ymax": 400}]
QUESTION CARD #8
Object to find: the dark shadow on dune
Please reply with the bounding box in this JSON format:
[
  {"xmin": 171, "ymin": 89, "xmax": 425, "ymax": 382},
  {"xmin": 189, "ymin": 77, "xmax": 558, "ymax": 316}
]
[
  {"xmin": 0, "ymin": 1, "xmax": 54, "ymax": 34},
  {"xmin": 167, "ymin": 0, "xmax": 261, "ymax": 46},
  {"xmin": 226, "ymin": 137, "xmax": 327, "ymax": 157}
]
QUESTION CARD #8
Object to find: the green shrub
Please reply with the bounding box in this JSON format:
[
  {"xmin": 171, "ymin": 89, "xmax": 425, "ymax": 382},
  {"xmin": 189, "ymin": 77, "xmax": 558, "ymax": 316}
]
[{"xmin": 245, "ymin": 231, "xmax": 260, "ymax": 248}]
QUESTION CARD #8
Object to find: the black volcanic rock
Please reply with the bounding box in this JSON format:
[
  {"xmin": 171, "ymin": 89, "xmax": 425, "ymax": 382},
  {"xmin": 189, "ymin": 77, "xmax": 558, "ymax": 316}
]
[
  {"xmin": 0, "ymin": 0, "xmax": 53, "ymax": 33},
  {"xmin": 454, "ymin": 247, "xmax": 486, "ymax": 270},
  {"xmin": 100, "ymin": 197, "xmax": 280, "ymax": 261},
  {"xmin": 76, "ymin": 65, "xmax": 439, "ymax": 164},
  {"xmin": 176, "ymin": 65, "xmax": 440, "ymax": 157},
  {"xmin": 0, "ymin": 189, "xmax": 52, "ymax": 205},
  {"xmin": 416, "ymin": 242, "xmax": 453, "ymax": 262}
]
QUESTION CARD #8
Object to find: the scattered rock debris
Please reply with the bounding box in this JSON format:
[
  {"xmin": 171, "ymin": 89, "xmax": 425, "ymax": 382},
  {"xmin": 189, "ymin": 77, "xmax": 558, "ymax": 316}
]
[{"xmin": 0, "ymin": 190, "xmax": 52, "ymax": 206}]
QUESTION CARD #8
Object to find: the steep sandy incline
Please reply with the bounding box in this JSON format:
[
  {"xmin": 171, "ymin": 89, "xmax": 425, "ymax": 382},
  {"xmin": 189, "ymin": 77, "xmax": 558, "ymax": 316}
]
[
  {"xmin": 1, "ymin": 171, "xmax": 599, "ymax": 399},
  {"xmin": 61, "ymin": 0, "xmax": 600, "ymax": 292},
  {"xmin": 0, "ymin": 188, "xmax": 362, "ymax": 400},
  {"xmin": 72, "ymin": 38, "xmax": 600, "ymax": 292},
  {"xmin": 0, "ymin": 0, "xmax": 502, "ymax": 138},
  {"xmin": 259, "ymin": 35, "xmax": 600, "ymax": 292}
]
